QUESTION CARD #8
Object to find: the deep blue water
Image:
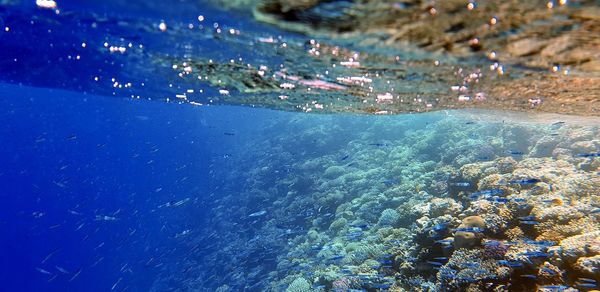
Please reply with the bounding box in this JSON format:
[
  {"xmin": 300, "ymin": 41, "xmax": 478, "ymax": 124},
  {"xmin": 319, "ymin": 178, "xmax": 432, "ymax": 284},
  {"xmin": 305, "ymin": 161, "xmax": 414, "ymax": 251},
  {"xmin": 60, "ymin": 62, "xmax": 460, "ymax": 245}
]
[
  {"xmin": 0, "ymin": 82, "xmax": 303, "ymax": 291},
  {"xmin": 0, "ymin": 83, "xmax": 205, "ymax": 291}
]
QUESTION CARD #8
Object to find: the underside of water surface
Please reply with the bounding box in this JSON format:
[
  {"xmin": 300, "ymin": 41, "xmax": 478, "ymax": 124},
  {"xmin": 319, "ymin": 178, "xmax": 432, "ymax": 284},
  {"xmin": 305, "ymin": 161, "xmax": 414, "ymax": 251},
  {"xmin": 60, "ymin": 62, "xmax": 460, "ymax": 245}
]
[
  {"xmin": 0, "ymin": 1, "xmax": 600, "ymax": 292},
  {"xmin": 1, "ymin": 0, "xmax": 599, "ymax": 115}
]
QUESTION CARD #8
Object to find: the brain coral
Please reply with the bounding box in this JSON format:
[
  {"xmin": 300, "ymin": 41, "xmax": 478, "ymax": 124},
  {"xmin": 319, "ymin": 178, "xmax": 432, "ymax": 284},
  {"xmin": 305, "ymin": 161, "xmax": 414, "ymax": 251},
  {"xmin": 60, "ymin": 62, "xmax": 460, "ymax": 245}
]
[
  {"xmin": 454, "ymin": 216, "xmax": 486, "ymax": 249},
  {"xmin": 454, "ymin": 231, "xmax": 480, "ymax": 249}
]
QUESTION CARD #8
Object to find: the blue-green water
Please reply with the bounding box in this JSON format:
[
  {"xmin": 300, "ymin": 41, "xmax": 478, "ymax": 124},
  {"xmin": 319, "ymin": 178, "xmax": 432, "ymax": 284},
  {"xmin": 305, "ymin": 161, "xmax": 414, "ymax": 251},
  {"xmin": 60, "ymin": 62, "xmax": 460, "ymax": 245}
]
[{"xmin": 1, "ymin": 1, "xmax": 600, "ymax": 292}]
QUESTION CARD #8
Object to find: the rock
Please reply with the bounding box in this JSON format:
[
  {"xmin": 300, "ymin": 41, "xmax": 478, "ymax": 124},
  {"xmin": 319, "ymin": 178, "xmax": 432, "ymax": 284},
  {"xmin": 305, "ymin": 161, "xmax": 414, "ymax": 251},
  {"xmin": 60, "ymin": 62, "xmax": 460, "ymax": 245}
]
[
  {"xmin": 496, "ymin": 157, "xmax": 517, "ymax": 174},
  {"xmin": 507, "ymin": 38, "xmax": 548, "ymax": 57},
  {"xmin": 570, "ymin": 140, "xmax": 599, "ymax": 154},
  {"xmin": 558, "ymin": 231, "xmax": 600, "ymax": 264},
  {"xmin": 574, "ymin": 255, "xmax": 600, "ymax": 277},
  {"xmin": 454, "ymin": 231, "xmax": 480, "ymax": 249},
  {"xmin": 554, "ymin": 47, "xmax": 596, "ymax": 64},
  {"xmin": 461, "ymin": 216, "xmax": 486, "ymax": 229},
  {"xmin": 573, "ymin": 7, "xmax": 600, "ymax": 21},
  {"xmin": 540, "ymin": 35, "xmax": 574, "ymax": 58},
  {"xmin": 537, "ymin": 262, "xmax": 562, "ymax": 282},
  {"xmin": 260, "ymin": 0, "xmax": 320, "ymax": 13},
  {"xmin": 454, "ymin": 216, "xmax": 486, "ymax": 249},
  {"xmin": 581, "ymin": 60, "xmax": 600, "ymax": 72},
  {"xmin": 531, "ymin": 136, "xmax": 561, "ymax": 157},
  {"xmin": 552, "ymin": 147, "xmax": 572, "ymax": 160}
]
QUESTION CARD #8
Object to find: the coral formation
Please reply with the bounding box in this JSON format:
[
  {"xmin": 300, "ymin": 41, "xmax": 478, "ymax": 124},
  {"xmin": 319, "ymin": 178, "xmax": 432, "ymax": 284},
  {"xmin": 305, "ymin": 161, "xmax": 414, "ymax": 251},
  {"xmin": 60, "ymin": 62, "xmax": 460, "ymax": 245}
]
[
  {"xmin": 285, "ymin": 277, "xmax": 311, "ymax": 292},
  {"xmin": 153, "ymin": 111, "xmax": 600, "ymax": 291},
  {"xmin": 453, "ymin": 216, "xmax": 486, "ymax": 249},
  {"xmin": 377, "ymin": 209, "xmax": 400, "ymax": 227}
]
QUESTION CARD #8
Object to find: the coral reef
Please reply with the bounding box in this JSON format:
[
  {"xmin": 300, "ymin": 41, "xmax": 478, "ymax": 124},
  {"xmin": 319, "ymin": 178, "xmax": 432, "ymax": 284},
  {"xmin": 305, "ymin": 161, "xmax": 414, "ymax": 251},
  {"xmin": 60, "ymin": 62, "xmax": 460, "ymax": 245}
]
[{"xmin": 150, "ymin": 111, "xmax": 600, "ymax": 291}]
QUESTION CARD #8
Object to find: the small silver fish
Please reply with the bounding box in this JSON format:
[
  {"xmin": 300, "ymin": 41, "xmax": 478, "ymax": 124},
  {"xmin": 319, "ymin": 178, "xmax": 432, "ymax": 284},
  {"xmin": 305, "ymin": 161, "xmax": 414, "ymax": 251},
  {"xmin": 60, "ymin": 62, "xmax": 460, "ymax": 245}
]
[
  {"xmin": 91, "ymin": 257, "xmax": 104, "ymax": 267},
  {"xmin": 248, "ymin": 210, "xmax": 267, "ymax": 217},
  {"xmin": 36, "ymin": 267, "xmax": 53, "ymax": 275},
  {"xmin": 69, "ymin": 268, "xmax": 82, "ymax": 281},
  {"xmin": 42, "ymin": 248, "xmax": 60, "ymax": 264},
  {"xmin": 175, "ymin": 229, "xmax": 191, "ymax": 238},
  {"xmin": 111, "ymin": 277, "xmax": 122, "ymax": 290},
  {"xmin": 55, "ymin": 265, "xmax": 70, "ymax": 274},
  {"xmin": 158, "ymin": 198, "xmax": 190, "ymax": 208},
  {"xmin": 95, "ymin": 215, "xmax": 118, "ymax": 221},
  {"xmin": 68, "ymin": 209, "xmax": 82, "ymax": 215}
]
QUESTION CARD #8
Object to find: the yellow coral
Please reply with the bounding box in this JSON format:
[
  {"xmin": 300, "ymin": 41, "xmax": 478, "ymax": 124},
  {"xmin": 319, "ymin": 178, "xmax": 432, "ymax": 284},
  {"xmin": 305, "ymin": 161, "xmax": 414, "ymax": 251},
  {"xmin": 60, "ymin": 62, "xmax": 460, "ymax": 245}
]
[
  {"xmin": 550, "ymin": 198, "xmax": 564, "ymax": 206},
  {"xmin": 504, "ymin": 227, "xmax": 524, "ymax": 241}
]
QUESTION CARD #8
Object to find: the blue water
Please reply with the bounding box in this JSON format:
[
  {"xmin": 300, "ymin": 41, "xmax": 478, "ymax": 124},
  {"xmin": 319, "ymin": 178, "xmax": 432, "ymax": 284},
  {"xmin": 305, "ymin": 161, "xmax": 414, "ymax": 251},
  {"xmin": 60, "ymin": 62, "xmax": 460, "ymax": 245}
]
[
  {"xmin": 0, "ymin": 81, "xmax": 308, "ymax": 290},
  {"xmin": 0, "ymin": 84, "xmax": 197, "ymax": 291},
  {"xmin": 2, "ymin": 1, "xmax": 600, "ymax": 292}
]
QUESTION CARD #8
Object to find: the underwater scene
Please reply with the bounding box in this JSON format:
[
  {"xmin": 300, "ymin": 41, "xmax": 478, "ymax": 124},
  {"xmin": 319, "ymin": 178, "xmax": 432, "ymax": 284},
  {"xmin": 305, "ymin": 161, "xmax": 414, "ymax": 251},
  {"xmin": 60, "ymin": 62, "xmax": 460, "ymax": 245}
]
[{"xmin": 1, "ymin": 0, "xmax": 600, "ymax": 291}]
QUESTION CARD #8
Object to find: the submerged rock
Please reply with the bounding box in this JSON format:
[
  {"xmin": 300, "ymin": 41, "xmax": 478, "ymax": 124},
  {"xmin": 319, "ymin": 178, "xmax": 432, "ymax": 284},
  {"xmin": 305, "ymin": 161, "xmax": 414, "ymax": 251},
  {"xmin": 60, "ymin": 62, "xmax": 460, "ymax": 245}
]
[
  {"xmin": 454, "ymin": 216, "xmax": 486, "ymax": 249},
  {"xmin": 454, "ymin": 231, "xmax": 480, "ymax": 249},
  {"xmin": 559, "ymin": 231, "xmax": 600, "ymax": 264},
  {"xmin": 507, "ymin": 38, "xmax": 548, "ymax": 57},
  {"xmin": 247, "ymin": 0, "xmax": 600, "ymax": 72},
  {"xmin": 205, "ymin": 0, "xmax": 600, "ymax": 115},
  {"xmin": 575, "ymin": 255, "xmax": 600, "ymax": 277},
  {"xmin": 461, "ymin": 216, "xmax": 486, "ymax": 229}
]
